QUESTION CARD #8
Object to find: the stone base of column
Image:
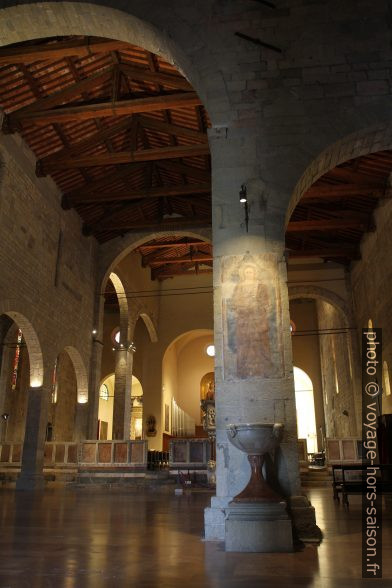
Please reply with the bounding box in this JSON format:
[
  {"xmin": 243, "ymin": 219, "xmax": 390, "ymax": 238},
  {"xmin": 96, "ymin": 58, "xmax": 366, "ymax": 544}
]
[
  {"xmin": 204, "ymin": 496, "xmax": 231, "ymax": 541},
  {"xmin": 289, "ymin": 495, "xmax": 323, "ymax": 543},
  {"xmin": 225, "ymin": 501, "xmax": 293, "ymax": 552},
  {"xmin": 16, "ymin": 473, "xmax": 45, "ymax": 491}
]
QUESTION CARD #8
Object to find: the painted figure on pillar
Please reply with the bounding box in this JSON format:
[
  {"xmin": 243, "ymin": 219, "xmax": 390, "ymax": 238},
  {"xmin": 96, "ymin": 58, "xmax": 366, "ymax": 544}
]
[{"xmin": 222, "ymin": 254, "xmax": 283, "ymax": 380}]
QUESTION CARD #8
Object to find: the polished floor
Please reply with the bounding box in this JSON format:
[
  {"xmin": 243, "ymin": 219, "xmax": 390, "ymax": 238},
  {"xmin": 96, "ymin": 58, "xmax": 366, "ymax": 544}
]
[{"xmin": 0, "ymin": 484, "xmax": 391, "ymax": 588}]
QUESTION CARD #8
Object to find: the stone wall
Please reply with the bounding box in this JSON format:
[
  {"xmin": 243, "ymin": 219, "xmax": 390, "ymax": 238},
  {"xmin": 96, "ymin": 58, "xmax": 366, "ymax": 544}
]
[
  {"xmin": 316, "ymin": 300, "xmax": 358, "ymax": 437},
  {"xmin": 50, "ymin": 351, "xmax": 77, "ymax": 442},
  {"xmin": 351, "ymin": 197, "xmax": 392, "ymax": 415},
  {"xmin": 0, "ymin": 129, "xmax": 98, "ymax": 437}
]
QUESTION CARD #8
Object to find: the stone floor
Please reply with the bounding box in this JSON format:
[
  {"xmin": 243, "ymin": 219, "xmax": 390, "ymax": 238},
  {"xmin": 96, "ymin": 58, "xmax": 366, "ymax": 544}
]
[{"xmin": 0, "ymin": 485, "xmax": 390, "ymax": 587}]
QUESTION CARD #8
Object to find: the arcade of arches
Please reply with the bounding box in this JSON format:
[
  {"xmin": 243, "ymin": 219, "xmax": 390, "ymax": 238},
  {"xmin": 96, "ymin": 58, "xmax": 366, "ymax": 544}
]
[{"xmin": 0, "ymin": 1, "xmax": 392, "ymax": 581}]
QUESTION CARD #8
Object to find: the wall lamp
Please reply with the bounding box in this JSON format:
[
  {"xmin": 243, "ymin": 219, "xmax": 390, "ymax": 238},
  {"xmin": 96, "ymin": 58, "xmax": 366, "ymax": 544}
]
[{"xmin": 239, "ymin": 184, "xmax": 249, "ymax": 232}]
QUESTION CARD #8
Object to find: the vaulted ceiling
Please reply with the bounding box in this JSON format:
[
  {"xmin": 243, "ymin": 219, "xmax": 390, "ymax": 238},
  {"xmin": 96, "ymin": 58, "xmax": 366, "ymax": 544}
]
[{"xmin": 0, "ymin": 36, "xmax": 211, "ymax": 244}]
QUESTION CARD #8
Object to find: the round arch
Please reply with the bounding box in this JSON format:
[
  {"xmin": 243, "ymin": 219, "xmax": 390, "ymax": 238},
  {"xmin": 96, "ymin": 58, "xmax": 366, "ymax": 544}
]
[
  {"xmin": 0, "ymin": 3, "xmax": 195, "ymax": 87},
  {"xmin": 99, "ymin": 229, "xmax": 212, "ymax": 289},
  {"xmin": 163, "ymin": 328, "xmax": 214, "ymax": 359},
  {"xmin": 0, "ymin": 306, "xmax": 43, "ymax": 387},
  {"xmin": 288, "ymin": 285, "xmax": 351, "ymax": 326},
  {"xmin": 286, "ymin": 123, "xmax": 392, "ymax": 224},
  {"xmin": 107, "ymin": 272, "xmax": 129, "ymax": 342},
  {"xmin": 62, "ymin": 346, "xmax": 89, "ymax": 404},
  {"xmin": 138, "ymin": 313, "xmax": 158, "ymax": 343}
]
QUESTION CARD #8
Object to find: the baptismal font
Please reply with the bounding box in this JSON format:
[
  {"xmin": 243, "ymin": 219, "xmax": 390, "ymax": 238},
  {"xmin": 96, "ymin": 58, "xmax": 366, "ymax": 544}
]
[{"xmin": 224, "ymin": 422, "xmax": 293, "ymax": 552}]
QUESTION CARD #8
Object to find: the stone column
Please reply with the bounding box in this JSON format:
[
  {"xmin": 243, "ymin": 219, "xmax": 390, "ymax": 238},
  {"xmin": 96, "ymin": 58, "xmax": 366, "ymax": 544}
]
[
  {"xmin": 74, "ymin": 402, "xmax": 89, "ymax": 441},
  {"xmin": 87, "ymin": 337, "xmax": 104, "ymax": 439},
  {"xmin": 112, "ymin": 347, "xmax": 133, "ymax": 439},
  {"xmin": 204, "ymin": 127, "xmax": 304, "ymax": 544},
  {"xmin": 16, "ymin": 384, "xmax": 49, "ymax": 490}
]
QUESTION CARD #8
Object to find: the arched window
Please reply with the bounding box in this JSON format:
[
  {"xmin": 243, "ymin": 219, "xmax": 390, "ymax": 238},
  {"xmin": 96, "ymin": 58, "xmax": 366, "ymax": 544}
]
[
  {"xmin": 51, "ymin": 357, "xmax": 58, "ymax": 403},
  {"xmin": 383, "ymin": 361, "xmax": 391, "ymax": 396},
  {"xmin": 11, "ymin": 328, "xmax": 23, "ymax": 390},
  {"xmin": 99, "ymin": 383, "xmax": 109, "ymax": 401},
  {"xmin": 294, "ymin": 367, "xmax": 317, "ymax": 453}
]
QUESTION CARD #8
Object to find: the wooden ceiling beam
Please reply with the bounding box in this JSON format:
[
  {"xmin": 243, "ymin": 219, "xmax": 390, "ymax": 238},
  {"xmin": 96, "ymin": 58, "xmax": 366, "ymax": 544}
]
[
  {"xmin": 39, "ymin": 144, "xmax": 210, "ymax": 173},
  {"xmin": 5, "ymin": 67, "xmax": 114, "ymax": 126},
  {"xmin": 138, "ymin": 240, "xmax": 209, "ymax": 250},
  {"xmin": 38, "ymin": 116, "xmax": 139, "ymax": 168},
  {"xmin": 302, "ymin": 183, "xmax": 385, "ymax": 201},
  {"xmin": 151, "ymin": 267, "xmax": 212, "ymax": 280},
  {"xmin": 138, "ymin": 115, "xmax": 208, "ymax": 142},
  {"xmin": 83, "ymin": 216, "xmax": 210, "ymax": 234},
  {"xmin": 157, "ymin": 160, "xmax": 210, "ymax": 182},
  {"xmin": 61, "ymin": 163, "xmax": 146, "ymax": 208},
  {"xmin": 327, "ymin": 167, "xmax": 386, "ymax": 186},
  {"xmin": 0, "ymin": 38, "xmax": 131, "ymax": 65},
  {"xmin": 286, "ymin": 218, "xmax": 368, "ymax": 233},
  {"xmin": 150, "ymin": 254, "xmax": 213, "ymax": 265},
  {"xmin": 286, "ymin": 247, "xmax": 360, "ymax": 259},
  {"xmin": 3, "ymin": 92, "xmax": 202, "ymax": 129},
  {"xmin": 67, "ymin": 182, "xmax": 211, "ymax": 205},
  {"xmin": 119, "ymin": 64, "xmax": 192, "ymax": 91}
]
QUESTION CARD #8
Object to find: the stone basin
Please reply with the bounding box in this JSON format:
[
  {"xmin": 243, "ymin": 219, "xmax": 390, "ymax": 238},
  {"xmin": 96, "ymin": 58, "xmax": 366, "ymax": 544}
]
[{"xmin": 227, "ymin": 423, "xmax": 283, "ymax": 456}]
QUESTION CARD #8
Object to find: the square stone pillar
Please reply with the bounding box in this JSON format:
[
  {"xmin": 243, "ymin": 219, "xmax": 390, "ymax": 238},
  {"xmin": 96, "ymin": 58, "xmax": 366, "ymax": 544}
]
[
  {"xmin": 16, "ymin": 385, "xmax": 49, "ymax": 490},
  {"xmin": 112, "ymin": 348, "xmax": 133, "ymax": 439},
  {"xmin": 204, "ymin": 128, "xmax": 307, "ymax": 547},
  {"xmin": 87, "ymin": 338, "xmax": 104, "ymax": 439}
]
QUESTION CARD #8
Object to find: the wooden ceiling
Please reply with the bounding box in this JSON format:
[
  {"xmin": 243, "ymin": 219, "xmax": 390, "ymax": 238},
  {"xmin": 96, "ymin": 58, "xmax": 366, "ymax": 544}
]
[
  {"xmin": 0, "ymin": 36, "xmax": 211, "ymax": 243},
  {"xmin": 135, "ymin": 236, "xmax": 212, "ymax": 281},
  {"xmin": 286, "ymin": 150, "xmax": 392, "ymax": 263},
  {"xmin": 1, "ymin": 36, "xmax": 390, "ymax": 273}
]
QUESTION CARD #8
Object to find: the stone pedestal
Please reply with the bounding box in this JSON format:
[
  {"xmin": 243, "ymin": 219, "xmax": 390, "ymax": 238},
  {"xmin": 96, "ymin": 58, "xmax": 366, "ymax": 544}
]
[
  {"xmin": 289, "ymin": 495, "xmax": 322, "ymax": 543},
  {"xmin": 225, "ymin": 502, "xmax": 293, "ymax": 552}
]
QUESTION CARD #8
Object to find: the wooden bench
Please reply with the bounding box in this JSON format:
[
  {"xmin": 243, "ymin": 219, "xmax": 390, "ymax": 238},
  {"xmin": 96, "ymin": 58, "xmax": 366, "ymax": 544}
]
[{"xmin": 332, "ymin": 464, "xmax": 392, "ymax": 506}]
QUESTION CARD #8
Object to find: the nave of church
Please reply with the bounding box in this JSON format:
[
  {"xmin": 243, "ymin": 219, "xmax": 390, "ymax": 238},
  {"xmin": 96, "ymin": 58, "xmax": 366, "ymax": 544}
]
[{"xmin": 0, "ymin": 1, "xmax": 392, "ymax": 586}]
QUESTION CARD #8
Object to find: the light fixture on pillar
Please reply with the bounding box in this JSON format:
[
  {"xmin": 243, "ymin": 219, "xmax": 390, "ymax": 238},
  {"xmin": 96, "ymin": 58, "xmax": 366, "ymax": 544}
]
[
  {"xmin": 239, "ymin": 184, "xmax": 249, "ymax": 232},
  {"xmin": 128, "ymin": 342, "xmax": 136, "ymax": 352},
  {"xmin": 1, "ymin": 413, "xmax": 9, "ymax": 421}
]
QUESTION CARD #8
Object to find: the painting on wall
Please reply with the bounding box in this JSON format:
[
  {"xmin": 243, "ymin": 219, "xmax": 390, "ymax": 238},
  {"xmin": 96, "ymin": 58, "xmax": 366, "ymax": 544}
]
[
  {"xmin": 164, "ymin": 403, "xmax": 170, "ymax": 433},
  {"xmin": 221, "ymin": 253, "xmax": 284, "ymax": 380}
]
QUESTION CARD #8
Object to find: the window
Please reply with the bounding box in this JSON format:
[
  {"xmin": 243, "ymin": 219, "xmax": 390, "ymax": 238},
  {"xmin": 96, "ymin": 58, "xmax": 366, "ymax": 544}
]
[
  {"xmin": 11, "ymin": 328, "xmax": 23, "ymax": 390},
  {"xmin": 51, "ymin": 357, "xmax": 58, "ymax": 403},
  {"xmin": 206, "ymin": 344, "xmax": 215, "ymax": 357},
  {"xmin": 99, "ymin": 383, "xmax": 109, "ymax": 401},
  {"xmin": 383, "ymin": 361, "xmax": 391, "ymax": 396}
]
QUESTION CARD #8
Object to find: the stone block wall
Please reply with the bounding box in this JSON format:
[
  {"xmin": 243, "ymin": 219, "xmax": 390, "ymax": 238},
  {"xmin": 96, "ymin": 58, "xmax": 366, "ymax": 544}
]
[
  {"xmin": 0, "ymin": 130, "xmax": 98, "ymax": 431},
  {"xmin": 351, "ymin": 197, "xmax": 392, "ymax": 415},
  {"xmin": 316, "ymin": 299, "xmax": 358, "ymax": 437}
]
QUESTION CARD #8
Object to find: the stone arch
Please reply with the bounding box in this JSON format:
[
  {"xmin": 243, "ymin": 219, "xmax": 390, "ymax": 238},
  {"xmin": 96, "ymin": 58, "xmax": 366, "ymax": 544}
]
[
  {"xmin": 108, "ymin": 272, "xmax": 129, "ymax": 343},
  {"xmin": 100, "ymin": 229, "xmax": 212, "ymax": 288},
  {"xmin": 138, "ymin": 313, "xmax": 158, "ymax": 343},
  {"xmin": 0, "ymin": 305, "xmax": 43, "ymax": 387},
  {"xmin": 0, "ymin": 2, "xmax": 226, "ymax": 121},
  {"xmin": 286, "ymin": 123, "xmax": 392, "ymax": 224},
  {"xmin": 163, "ymin": 328, "xmax": 214, "ymax": 358},
  {"xmin": 62, "ymin": 346, "xmax": 89, "ymax": 404},
  {"xmin": 288, "ymin": 285, "xmax": 351, "ymax": 326},
  {"xmin": 97, "ymin": 230, "xmax": 212, "ymax": 345}
]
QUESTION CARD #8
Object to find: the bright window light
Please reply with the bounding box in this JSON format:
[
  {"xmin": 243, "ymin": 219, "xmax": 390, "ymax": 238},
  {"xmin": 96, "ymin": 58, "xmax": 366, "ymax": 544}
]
[{"xmin": 206, "ymin": 345, "xmax": 215, "ymax": 357}]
